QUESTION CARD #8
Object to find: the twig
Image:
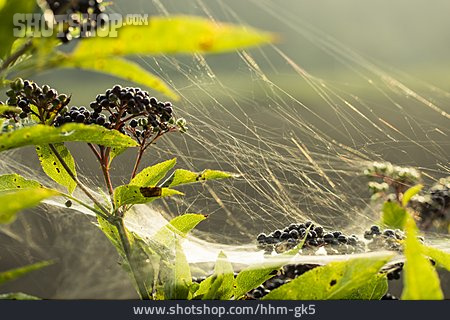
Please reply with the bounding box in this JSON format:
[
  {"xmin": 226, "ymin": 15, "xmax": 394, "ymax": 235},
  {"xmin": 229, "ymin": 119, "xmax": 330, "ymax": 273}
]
[{"xmin": 48, "ymin": 143, "xmax": 110, "ymax": 216}]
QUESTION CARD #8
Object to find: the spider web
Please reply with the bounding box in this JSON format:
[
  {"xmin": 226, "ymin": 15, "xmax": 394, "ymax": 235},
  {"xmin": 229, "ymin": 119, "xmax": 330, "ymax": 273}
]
[{"xmin": 0, "ymin": 0, "xmax": 449, "ymax": 298}]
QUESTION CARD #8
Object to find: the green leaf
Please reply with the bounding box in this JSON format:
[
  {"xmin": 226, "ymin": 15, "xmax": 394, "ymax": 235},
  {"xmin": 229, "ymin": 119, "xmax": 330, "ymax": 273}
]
[
  {"xmin": 161, "ymin": 240, "xmax": 192, "ymax": 300},
  {"xmin": 0, "ymin": 174, "xmax": 41, "ymax": 191},
  {"xmin": 113, "ymin": 185, "xmax": 183, "ymax": 207},
  {"xmin": 71, "ymin": 16, "xmax": 274, "ymax": 59},
  {"xmin": 381, "ymin": 201, "xmax": 407, "ymax": 230},
  {"xmin": 154, "ymin": 213, "xmax": 207, "ymax": 245},
  {"xmin": 62, "ymin": 56, "xmax": 178, "ymax": 100},
  {"xmin": 36, "ymin": 144, "xmax": 77, "ymax": 194},
  {"xmin": 262, "ymin": 255, "xmax": 392, "ymax": 300},
  {"xmin": 422, "ymin": 246, "xmax": 450, "ymax": 271},
  {"xmin": 109, "ymin": 146, "xmax": 127, "ymax": 164},
  {"xmin": 131, "ymin": 158, "xmax": 177, "ymax": 187},
  {"xmin": 401, "ymin": 216, "xmax": 444, "ymax": 300},
  {"xmin": 96, "ymin": 215, "xmax": 124, "ymax": 256},
  {"xmin": 0, "ymin": 261, "xmax": 52, "ymax": 285},
  {"xmin": 162, "ymin": 169, "xmax": 234, "ymax": 188},
  {"xmin": 195, "ymin": 252, "xmax": 234, "ymax": 300},
  {"xmin": 0, "ymin": 188, "xmax": 58, "ymax": 224},
  {"xmin": 346, "ymin": 274, "xmax": 388, "ymax": 300},
  {"xmin": 0, "ymin": 105, "xmax": 21, "ymax": 115},
  {"xmin": 0, "ymin": 292, "xmax": 40, "ymax": 300},
  {"xmin": 0, "ymin": 123, "xmax": 138, "ymax": 152},
  {"xmin": 402, "ymin": 184, "xmax": 423, "ymax": 207},
  {"xmin": 0, "ymin": 0, "xmax": 36, "ymax": 59},
  {"xmin": 234, "ymin": 226, "xmax": 311, "ymax": 299}
]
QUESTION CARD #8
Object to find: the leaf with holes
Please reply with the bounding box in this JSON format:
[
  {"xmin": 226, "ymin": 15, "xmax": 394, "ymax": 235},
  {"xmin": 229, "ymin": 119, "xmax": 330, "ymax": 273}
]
[
  {"xmin": 162, "ymin": 169, "xmax": 234, "ymax": 188},
  {"xmin": 62, "ymin": 56, "xmax": 178, "ymax": 100},
  {"xmin": 131, "ymin": 158, "xmax": 177, "ymax": 187},
  {"xmin": 113, "ymin": 185, "xmax": 183, "ymax": 207},
  {"xmin": 262, "ymin": 255, "xmax": 392, "ymax": 300},
  {"xmin": 36, "ymin": 144, "xmax": 77, "ymax": 194},
  {"xmin": 401, "ymin": 216, "xmax": 443, "ymax": 300},
  {"xmin": 71, "ymin": 16, "xmax": 274, "ymax": 59},
  {"xmin": 194, "ymin": 252, "xmax": 234, "ymax": 300},
  {"xmin": 0, "ymin": 174, "xmax": 41, "ymax": 191},
  {"xmin": 382, "ymin": 201, "xmax": 407, "ymax": 230},
  {"xmin": 0, "ymin": 188, "xmax": 58, "ymax": 224},
  {"xmin": 0, "ymin": 123, "xmax": 138, "ymax": 152},
  {"xmin": 0, "ymin": 261, "xmax": 52, "ymax": 286}
]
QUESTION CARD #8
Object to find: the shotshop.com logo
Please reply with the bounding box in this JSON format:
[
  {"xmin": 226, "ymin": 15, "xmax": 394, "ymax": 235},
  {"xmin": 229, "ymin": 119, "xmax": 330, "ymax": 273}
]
[{"xmin": 13, "ymin": 13, "xmax": 149, "ymax": 38}]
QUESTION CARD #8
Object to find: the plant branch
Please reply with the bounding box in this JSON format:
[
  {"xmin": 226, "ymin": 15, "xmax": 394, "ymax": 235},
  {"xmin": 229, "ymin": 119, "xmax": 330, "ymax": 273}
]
[
  {"xmin": 114, "ymin": 217, "xmax": 151, "ymax": 300},
  {"xmin": 48, "ymin": 143, "xmax": 110, "ymax": 216},
  {"xmin": 99, "ymin": 146, "xmax": 114, "ymax": 198},
  {"xmin": 61, "ymin": 192, "xmax": 109, "ymax": 220},
  {"xmin": 87, "ymin": 143, "xmax": 102, "ymax": 162}
]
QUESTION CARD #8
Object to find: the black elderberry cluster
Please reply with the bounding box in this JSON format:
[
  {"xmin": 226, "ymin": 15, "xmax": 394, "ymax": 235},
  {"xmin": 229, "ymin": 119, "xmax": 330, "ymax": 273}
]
[
  {"xmin": 54, "ymin": 85, "xmax": 183, "ymax": 143},
  {"xmin": 45, "ymin": 0, "xmax": 106, "ymax": 43},
  {"xmin": 411, "ymin": 177, "xmax": 449, "ymax": 230},
  {"xmin": 256, "ymin": 221, "xmax": 365, "ymax": 256},
  {"xmin": 363, "ymin": 225, "xmax": 424, "ymax": 252},
  {"xmin": 1, "ymin": 78, "xmax": 70, "ymax": 124}
]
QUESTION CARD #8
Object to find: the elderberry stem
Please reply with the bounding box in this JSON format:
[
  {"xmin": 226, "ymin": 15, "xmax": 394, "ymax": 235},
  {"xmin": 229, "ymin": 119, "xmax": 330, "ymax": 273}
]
[
  {"xmin": 99, "ymin": 146, "xmax": 114, "ymax": 199},
  {"xmin": 114, "ymin": 217, "xmax": 151, "ymax": 300},
  {"xmin": 48, "ymin": 143, "xmax": 110, "ymax": 216}
]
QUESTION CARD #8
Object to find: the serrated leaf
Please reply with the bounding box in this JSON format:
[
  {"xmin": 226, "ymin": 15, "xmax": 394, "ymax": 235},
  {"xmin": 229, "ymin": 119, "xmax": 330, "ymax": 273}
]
[
  {"xmin": 113, "ymin": 185, "xmax": 183, "ymax": 207},
  {"xmin": 195, "ymin": 251, "xmax": 234, "ymax": 300},
  {"xmin": 63, "ymin": 56, "xmax": 178, "ymax": 100},
  {"xmin": 0, "ymin": 174, "xmax": 41, "ymax": 191},
  {"xmin": 402, "ymin": 184, "xmax": 423, "ymax": 207},
  {"xmin": 36, "ymin": 144, "xmax": 77, "ymax": 194},
  {"xmin": 422, "ymin": 246, "xmax": 450, "ymax": 271},
  {"xmin": 71, "ymin": 16, "xmax": 274, "ymax": 59},
  {"xmin": 401, "ymin": 216, "xmax": 444, "ymax": 300},
  {"xmin": 162, "ymin": 169, "xmax": 234, "ymax": 188},
  {"xmin": 153, "ymin": 213, "xmax": 206, "ymax": 245},
  {"xmin": 0, "ymin": 292, "xmax": 40, "ymax": 300},
  {"xmin": 0, "ymin": 0, "xmax": 36, "ymax": 59},
  {"xmin": 382, "ymin": 201, "xmax": 407, "ymax": 230},
  {"xmin": 131, "ymin": 158, "xmax": 176, "ymax": 187},
  {"xmin": 0, "ymin": 123, "xmax": 138, "ymax": 152},
  {"xmin": 234, "ymin": 226, "xmax": 311, "ymax": 299},
  {"xmin": 0, "ymin": 261, "xmax": 52, "ymax": 285},
  {"xmin": 0, "ymin": 188, "xmax": 58, "ymax": 224},
  {"xmin": 262, "ymin": 255, "xmax": 392, "ymax": 300}
]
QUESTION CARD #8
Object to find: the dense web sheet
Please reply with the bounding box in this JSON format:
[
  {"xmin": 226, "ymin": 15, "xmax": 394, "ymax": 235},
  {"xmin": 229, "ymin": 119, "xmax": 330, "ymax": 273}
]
[{"xmin": 0, "ymin": 0, "xmax": 449, "ymax": 298}]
